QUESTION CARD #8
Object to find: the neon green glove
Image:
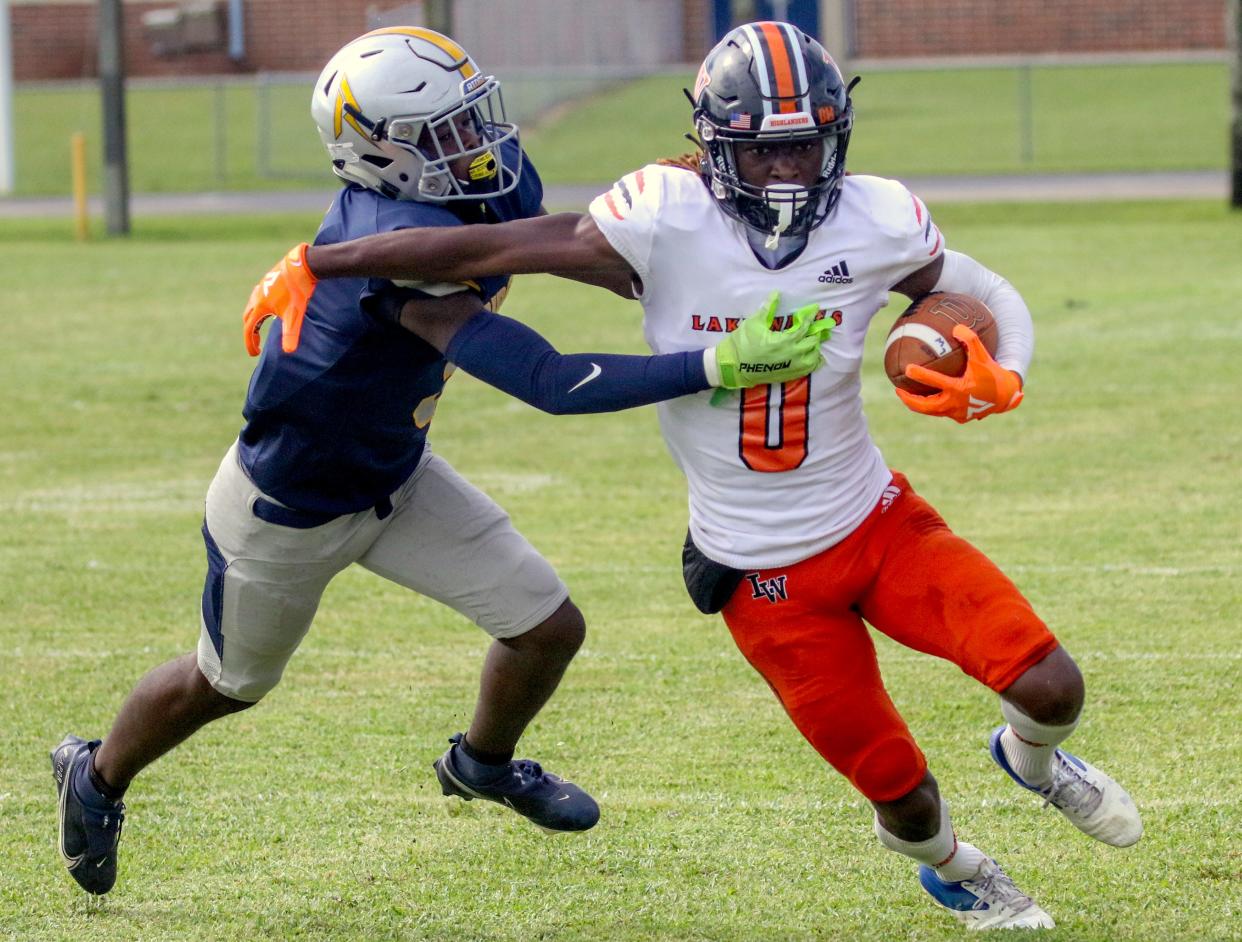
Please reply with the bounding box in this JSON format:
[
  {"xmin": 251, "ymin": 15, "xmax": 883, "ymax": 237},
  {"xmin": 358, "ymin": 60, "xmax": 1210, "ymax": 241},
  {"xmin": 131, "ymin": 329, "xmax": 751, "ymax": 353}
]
[{"xmin": 705, "ymin": 291, "xmax": 832, "ymax": 389}]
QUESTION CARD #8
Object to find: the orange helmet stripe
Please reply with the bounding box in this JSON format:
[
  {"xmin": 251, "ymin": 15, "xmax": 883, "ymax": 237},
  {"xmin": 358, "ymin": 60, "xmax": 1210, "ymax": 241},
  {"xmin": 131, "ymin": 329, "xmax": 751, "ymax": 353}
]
[
  {"xmin": 361, "ymin": 27, "xmax": 478, "ymax": 78},
  {"xmin": 758, "ymin": 22, "xmax": 797, "ymax": 113}
]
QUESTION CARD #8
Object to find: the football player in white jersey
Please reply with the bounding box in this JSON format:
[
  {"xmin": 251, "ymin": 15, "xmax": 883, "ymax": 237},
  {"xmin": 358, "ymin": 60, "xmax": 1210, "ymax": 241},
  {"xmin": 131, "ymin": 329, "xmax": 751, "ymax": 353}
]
[{"xmin": 248, "ymin": 21, "xmax": 1143, "ymax": 931}]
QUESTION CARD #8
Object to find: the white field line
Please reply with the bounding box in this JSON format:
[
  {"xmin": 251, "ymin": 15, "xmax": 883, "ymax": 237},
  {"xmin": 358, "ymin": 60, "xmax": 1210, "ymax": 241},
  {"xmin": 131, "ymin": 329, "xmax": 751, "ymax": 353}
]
[
  {"xmin": 14, "ymin": 552, "xmax": 1232, "ymax": 583},
  {"xmin": 8, "ymin": 647, "xmax": 1241, "ymax": 664},
  {"xmin": 1, "ymin": 482, "xmax": 1236, "ymax": 578},
  {"xmin": 2, "ymin": 499, "xmax": 198, "ymax": 514},
  {"xmin": 555, "ymin": 563, "xmax": 1240, "ymax": 577},
  {"xmin": 1, "ymin": 470, "xmax": 564, "ymax": 513},
  {"xmin": 1008, "ymin": 563, "xmax": 1238, "ymax": 576},
  {"xmin": 44, "ymin": 792, "xmax": 1234, "ymax": 813},
  {"xmin": 0, "ymin": 480, "xmax": 205, "ymax": 514},
  {"xmin": 450, "ymin": 470, "xmax": 563, "ymax": 494}
]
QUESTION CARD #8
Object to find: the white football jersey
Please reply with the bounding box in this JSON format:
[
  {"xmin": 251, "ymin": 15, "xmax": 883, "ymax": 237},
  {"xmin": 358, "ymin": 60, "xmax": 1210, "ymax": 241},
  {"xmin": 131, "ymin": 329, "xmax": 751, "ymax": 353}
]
[{"xmin": 589, "ymin": 165, "xmax": 944, "ymax": 569}]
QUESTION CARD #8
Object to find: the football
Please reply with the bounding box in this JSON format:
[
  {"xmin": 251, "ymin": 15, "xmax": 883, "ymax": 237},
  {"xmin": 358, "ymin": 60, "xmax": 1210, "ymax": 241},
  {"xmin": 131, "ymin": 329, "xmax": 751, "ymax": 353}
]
[{"xmin": 883, "ymin": 292, "xmax": 998, "ymax": 395}]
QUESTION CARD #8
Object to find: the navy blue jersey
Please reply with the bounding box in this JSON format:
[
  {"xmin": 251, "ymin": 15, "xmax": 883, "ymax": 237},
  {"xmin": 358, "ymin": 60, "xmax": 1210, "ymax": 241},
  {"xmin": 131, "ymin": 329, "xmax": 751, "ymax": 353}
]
[{"xmin": 239, "ymin": 140, "xmax": 543, "ymax": 515}]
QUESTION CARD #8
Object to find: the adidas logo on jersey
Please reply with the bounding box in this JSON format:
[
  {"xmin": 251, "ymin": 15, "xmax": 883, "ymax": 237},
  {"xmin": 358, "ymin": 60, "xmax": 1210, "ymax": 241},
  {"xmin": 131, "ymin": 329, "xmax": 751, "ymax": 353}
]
[{"xmin": 818, "ymin": 260, "xmax": 853, "ymax": 284}]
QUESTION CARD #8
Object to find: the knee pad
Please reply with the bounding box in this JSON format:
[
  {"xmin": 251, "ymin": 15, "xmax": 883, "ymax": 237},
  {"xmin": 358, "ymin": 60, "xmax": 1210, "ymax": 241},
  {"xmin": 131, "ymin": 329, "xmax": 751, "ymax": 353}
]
[{"xmin": 849, "ymin": 734, "xmax": 927, "ymax": 802}]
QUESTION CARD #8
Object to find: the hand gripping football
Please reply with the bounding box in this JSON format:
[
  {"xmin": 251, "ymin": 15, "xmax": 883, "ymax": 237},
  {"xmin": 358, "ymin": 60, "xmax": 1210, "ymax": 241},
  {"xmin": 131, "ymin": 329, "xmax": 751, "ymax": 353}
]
[{"xmin": 884, "ymin": 292, "xmax": 998, "ymax": 395}]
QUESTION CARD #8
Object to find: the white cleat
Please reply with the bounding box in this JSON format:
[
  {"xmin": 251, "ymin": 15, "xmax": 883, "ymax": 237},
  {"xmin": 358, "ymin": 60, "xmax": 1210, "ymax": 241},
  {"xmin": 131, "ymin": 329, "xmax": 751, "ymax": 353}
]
[
  {"xmin": 990, "ymin": 726, "xmax": 1143, "ymax": 848},
  {"xmin": 920, "ymin": 858, "xmax": 1055, "ymax": 931}
]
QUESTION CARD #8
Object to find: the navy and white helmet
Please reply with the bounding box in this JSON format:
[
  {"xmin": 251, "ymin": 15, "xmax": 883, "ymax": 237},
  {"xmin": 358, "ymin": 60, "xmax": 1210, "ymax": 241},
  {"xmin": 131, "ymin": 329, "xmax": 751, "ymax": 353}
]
[
  {"xmin": 311, "ymin": 27, "xmax": 520, "ymax": 202},
  {"xmin": 692, "ymin": 22, "xmax": 853, "ymax": 242}
]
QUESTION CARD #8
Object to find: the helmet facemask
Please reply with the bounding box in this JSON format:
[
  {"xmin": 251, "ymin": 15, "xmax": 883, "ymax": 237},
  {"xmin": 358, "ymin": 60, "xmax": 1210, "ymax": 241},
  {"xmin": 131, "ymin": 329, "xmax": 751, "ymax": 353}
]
[
  {"xmin": 394, "ymin": 78, "xmax": 520, "ymax": 200},
  {"xmin": 689, "ymin": 22, "xmax": 855, "ymax": 246},
  {"xmin": 698, "ymin": 120, "xmax": 851, "ymax": 247}
]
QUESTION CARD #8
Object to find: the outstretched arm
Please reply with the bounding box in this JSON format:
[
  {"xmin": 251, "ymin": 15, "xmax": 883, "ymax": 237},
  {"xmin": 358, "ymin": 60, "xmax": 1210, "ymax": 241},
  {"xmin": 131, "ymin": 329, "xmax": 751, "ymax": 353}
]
[
  {"xmin": 242, "ymin": 215, "xmax": 638, "ymax": 355},
  {"xmin": 307, "ymin": 212, "xmax": 630, "ymax": 284},
  {"xmin": 398, "ymin": 291, "xmax": 831, "ymax": 416},
  {"xmin": 396, "ymin": 291, "xmax": 700, "ymax": 414}
]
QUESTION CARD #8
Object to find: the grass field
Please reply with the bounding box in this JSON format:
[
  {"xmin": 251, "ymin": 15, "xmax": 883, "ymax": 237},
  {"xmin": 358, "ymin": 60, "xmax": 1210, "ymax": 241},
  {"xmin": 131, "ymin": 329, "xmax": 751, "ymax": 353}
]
[
  {"xmin": 1, "ymin": 201, "xmax": 1240, "ymax": 941},
  {"xmin": 7, "ymin": 60, "xmax": 1230, "ymax": 196}
]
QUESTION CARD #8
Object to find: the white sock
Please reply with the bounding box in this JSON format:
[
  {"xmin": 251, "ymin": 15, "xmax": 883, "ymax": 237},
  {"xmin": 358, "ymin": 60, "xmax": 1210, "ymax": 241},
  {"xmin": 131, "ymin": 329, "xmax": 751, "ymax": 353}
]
[
  {"xmin": 874, "ymin": 799, "xmax": 987, "ymax": 883},
  {"xmin": 1000, "ymin": 699, "xmax": 1078, "ymax": 788},
  {"xmin": 936, "ymin": 841, "xmax": 988, "ymax": 883}
]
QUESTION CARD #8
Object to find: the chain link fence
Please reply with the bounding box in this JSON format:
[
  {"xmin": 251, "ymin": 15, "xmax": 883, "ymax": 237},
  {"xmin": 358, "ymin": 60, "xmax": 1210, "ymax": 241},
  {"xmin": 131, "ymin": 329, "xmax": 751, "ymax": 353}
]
[{"xmin": 6, "ymin": 54, "xmax": 1230, "ymax": 197}]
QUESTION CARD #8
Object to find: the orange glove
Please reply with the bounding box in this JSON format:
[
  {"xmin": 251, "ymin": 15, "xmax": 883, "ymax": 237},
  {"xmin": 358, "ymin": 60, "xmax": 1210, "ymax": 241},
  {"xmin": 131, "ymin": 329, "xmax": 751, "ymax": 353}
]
[
  {"xmin": 243, "ymin": 242, "xmax": 318, "ymax": 356},
  {"xmin": 896, "ymin": 324, "xmax": 1024, "ymax": 423}
]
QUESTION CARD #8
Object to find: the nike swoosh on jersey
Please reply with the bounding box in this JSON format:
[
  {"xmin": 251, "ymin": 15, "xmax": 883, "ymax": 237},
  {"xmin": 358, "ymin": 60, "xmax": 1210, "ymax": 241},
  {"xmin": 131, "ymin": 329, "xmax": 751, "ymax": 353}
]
[{"xmin": 567, "ymin": 362, "xmax": 602, "ymax": 393}]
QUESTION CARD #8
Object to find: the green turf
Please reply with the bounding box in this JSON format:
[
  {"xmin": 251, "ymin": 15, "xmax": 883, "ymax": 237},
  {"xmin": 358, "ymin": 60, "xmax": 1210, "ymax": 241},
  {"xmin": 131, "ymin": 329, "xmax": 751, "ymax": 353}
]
[
  {"xmin": 7, "ymin": 61, "xmax": 1229, "ymax": 196},
  {"xmin": 1, "ymin": 202, "xmax": 1240, "ymax": 941}
]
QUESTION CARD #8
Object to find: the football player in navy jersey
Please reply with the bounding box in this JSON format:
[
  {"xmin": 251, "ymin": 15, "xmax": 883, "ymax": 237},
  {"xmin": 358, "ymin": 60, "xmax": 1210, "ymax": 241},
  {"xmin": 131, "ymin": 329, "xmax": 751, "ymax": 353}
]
[{"xmin": 49, "ymin": 27, "xmax": 828, "ymax": 896}]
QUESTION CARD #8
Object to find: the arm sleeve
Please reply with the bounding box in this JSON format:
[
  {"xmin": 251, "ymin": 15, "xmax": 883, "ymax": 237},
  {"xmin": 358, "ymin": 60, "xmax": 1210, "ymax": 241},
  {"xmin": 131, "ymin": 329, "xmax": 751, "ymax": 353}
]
[
  {"xmin": 933, "ymin": 249, "xmax": 1034, "ymax": 377},
  {"xmin": 444, "ymin": 310, "xmax": 709, "ymax": 415}
]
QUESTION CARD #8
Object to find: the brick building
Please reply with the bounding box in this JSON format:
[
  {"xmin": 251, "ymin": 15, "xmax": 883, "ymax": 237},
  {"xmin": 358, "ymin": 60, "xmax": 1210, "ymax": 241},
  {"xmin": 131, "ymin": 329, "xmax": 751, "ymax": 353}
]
[
  {"xmin": 849, "ymin": 0, "xmax": 1229, "ymax": 58},
  {"xmin": 7, "ymin": 0, "xmax": 1232, "ymax": 82}
]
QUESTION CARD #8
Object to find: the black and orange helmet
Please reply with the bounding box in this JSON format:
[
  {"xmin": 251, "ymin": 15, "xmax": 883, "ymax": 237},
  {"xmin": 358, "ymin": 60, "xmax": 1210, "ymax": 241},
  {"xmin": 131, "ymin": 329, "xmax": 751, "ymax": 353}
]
[{"xmin": 691, "ymin": 22, "xmax": 853, "ymax": 243}]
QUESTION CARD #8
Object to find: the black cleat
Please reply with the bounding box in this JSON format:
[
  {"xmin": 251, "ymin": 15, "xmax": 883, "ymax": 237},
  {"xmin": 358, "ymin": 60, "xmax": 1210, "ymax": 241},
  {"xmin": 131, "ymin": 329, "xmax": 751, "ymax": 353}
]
[
  {"xmin": 50, "ymin": 735, "xmax": 125, "ymax": 895},
  {"xmin": 432, "ymin": 733, "xmax": 599, "ymax": 833}
]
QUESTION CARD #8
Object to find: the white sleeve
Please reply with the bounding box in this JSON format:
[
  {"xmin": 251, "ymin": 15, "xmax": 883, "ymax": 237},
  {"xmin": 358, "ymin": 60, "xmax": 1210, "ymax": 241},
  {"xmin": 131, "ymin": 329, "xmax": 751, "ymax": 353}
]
[
  {"xmin": 933, "ymin": 249, "xmax": 1033, "ymax": 378},
  {"xmin": 587, "ymin": 167, "xmax": 662, "ymax": 287}
]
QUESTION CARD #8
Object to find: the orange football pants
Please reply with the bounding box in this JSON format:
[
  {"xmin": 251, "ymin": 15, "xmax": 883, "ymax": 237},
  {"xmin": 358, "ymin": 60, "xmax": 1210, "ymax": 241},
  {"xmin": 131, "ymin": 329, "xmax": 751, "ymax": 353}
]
[{"xmin": 721, "ymin": 472, "xmax": 1058, "ymax": 803}]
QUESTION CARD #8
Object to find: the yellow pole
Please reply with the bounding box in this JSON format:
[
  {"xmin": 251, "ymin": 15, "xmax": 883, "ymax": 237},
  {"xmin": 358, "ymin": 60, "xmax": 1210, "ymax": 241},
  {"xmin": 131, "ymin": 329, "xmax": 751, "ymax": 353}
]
[{"xmin": 71, "ymin": 131, "xmax": 88, "ymax": 241}]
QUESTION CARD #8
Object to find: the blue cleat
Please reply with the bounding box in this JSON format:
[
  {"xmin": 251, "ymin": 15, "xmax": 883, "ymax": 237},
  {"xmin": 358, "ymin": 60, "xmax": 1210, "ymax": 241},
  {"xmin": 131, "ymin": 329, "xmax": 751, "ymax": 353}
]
[
  {"xmin": 50, "ymin": 735, "xmax": 125, "ymax": 895},
  {"xmin": 920, "ymin": 858, "xmax": 1054, "ymax": 930},
  {"xmin": 432, "ymin": 733, "xmax": 599, "ymax": 833},
  {"xmin": 989, "ymin": 725, "xmax": 1142, "ymax": 847}
]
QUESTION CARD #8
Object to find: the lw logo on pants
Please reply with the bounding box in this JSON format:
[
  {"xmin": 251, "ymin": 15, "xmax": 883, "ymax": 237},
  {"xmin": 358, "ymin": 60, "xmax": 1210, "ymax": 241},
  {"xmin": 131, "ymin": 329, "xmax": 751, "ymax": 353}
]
[{"xmin": 746, "ymin": 573, "xmax": 788, "ymax": 604}]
